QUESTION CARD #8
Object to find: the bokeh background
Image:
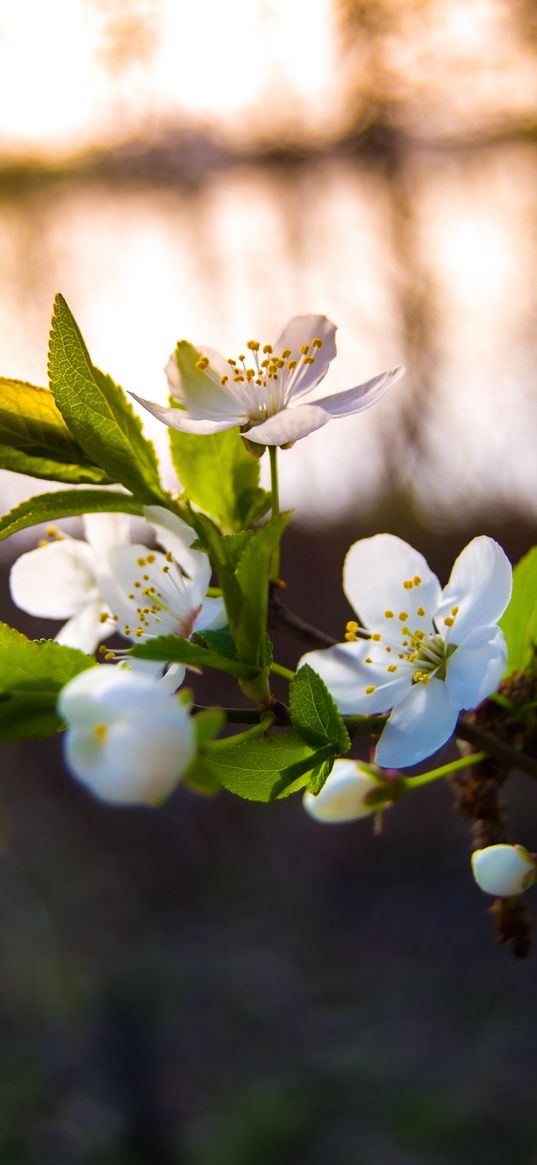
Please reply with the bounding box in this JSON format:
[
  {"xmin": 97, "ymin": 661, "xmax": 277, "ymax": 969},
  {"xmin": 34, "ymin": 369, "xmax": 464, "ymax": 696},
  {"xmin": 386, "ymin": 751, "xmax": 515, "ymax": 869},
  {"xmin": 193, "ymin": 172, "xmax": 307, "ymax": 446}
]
[{"xmin": 1, "ymin": 1, "xmax": 537, "ymax": 1161}]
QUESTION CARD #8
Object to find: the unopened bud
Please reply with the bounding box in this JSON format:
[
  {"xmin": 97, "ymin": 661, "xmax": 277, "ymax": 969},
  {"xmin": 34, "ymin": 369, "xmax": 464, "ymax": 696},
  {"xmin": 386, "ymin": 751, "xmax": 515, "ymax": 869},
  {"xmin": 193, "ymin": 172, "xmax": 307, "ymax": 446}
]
[
  {"xmin": 471, "ymin": 844, "xmax": 537, "ymax": 897},
  {"xmin": 303, "ymin": 759, "xmax": 394, "ymax": 824}
]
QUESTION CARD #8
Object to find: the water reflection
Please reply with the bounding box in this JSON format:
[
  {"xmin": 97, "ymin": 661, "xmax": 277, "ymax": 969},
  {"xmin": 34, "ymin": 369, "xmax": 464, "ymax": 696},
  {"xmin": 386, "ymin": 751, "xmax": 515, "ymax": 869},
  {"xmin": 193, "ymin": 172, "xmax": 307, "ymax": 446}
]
[{"xmin": 0, "ymin": 145, "xmax": 536, "ymax": 538}]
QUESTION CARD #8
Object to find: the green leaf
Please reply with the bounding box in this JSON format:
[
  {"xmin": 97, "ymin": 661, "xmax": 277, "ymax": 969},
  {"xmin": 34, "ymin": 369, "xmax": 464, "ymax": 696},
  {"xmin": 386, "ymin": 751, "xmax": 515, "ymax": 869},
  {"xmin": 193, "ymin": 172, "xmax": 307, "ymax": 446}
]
[
  {"xmin": 193, "ymin": 707, "xmax": 226, "ymax": 745},
  {"xmin": 0, "ymin": 489, "xmax": 143, "ymax": 542},
  {"xmin": 307, "ymin": 756, "xmax": 336, "ymax": 796},
  {"xmin": 0, "ymin": 623, "xmax": 95, "ymax": 738},
  {"xmin": 168, "ymin": 378, "xmax": 270, "ymax": 532},
  {"xmin": 0, "ymin": 378, "xmax": 112, "ymax": 484},
  {"xmin": 500, "ymin": 547, "xmax": 537, "ymax": 675},
  {"xmin": 188, "ymin": 510, "xmax": 288, "ymax": 671},
  {"xmin": 201, "ymin": 730, "xmax": 334, "ymax": 802},
  {"xmin": 290, "ymin": 664, "xmax": 350, "ymax": 753},
  {"xmin": 129, "ymin": 634, "xmax": 261, "ymax": 680},
  {"xmin": 48, "ymin": 294, "xmax": 165, "ymax": 502}
]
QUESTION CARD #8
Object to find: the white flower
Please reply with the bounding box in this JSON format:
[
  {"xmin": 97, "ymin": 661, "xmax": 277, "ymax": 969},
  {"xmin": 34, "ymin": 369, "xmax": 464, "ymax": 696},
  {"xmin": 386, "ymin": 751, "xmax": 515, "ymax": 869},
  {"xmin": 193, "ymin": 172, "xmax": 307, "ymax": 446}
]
[
  {"xmin": 303, "ymin": 759, "xmax": 389, "ymax": 823},
  {"xmin": 471, "ymin": 844, "xmax": 537, "ymax": 897},
  {"xmin": 96, "ymin": 505, "xmax": 225, "ymax": 687},
  {"xmin": 132, "ymin": 314, "xmax": 404, "ymax": 446},
  {"xmin": 9, "ymin": 513, "xmax": 131, "ymax": 653},
  {"xmin": 299, "ymin": 535, "xmax": 512, "ymax": 769},
  {"xmin": 58, "ymin": 665, "xmax": 196, "ymax": 805}
]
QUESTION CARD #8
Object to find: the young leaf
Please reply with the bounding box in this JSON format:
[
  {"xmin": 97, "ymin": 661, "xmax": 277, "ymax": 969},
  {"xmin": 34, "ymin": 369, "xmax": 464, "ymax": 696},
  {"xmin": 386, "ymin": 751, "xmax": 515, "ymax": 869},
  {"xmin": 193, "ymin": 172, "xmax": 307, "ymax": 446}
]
[
  {"xmin": 0, "ymin": 378, "xmax": 112, "ymax": 484},
  {"xmin": 202, "ymin": 730, "xmax": 333, "ymax": 802},
  {"xmin": 233, "ymin": 513, "xmax": 290, "ymax": 666},
  {"xmin": 48, "ymin": 294, "xmax": 165, "ymax": 502},
  {"xmin": 290, "ymin": 664, "xmax": 351, "ymax": 753},
  {"xmin": 0, "ymin": 623, "xmax": 95, "ymax": 738},
  {"xmin": 500, "ymin": 547, "xmax": 537, "ymax": 675},
  {"xmin": 0, "ymin": 489, "xmax": 143, "ymax": 542},
  {"xmin": 169, "ymin": 409, "xmax": 270, "ymax": 533},
  {"xmin": 129, "ymin": 634, "xmax": 261, "ymax": 679}
]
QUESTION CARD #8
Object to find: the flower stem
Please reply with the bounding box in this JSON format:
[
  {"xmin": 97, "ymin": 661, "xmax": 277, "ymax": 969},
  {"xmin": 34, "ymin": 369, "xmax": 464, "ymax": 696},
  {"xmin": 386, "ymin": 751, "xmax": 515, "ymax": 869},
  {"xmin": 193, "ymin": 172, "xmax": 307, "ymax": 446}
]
[
  {"xmin": 403, "ymin": 751, "xmax": 487, "ymax": 790},
  {"xmin": 271, "ymin": 662, "xmax": 295, "ymax": 682},
  {"xmin": 205, "ymin": 713, "xmax": 274, "ymax": 750},
  {"xmin": 269, "ymin": 444, "xmax": 281, "ymax": 579}
]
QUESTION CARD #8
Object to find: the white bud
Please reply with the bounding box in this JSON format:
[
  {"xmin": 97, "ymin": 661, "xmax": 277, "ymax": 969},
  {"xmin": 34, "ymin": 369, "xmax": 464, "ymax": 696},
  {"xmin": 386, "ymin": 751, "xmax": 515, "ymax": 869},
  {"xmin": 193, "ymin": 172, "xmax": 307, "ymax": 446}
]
[
  {"xmin": 58, "ymin": 665, "xmax": 195, "ymax": 806},
  {"xmin": 303, "ymin": 759, "xmax": 383, "ymax": 824},
  {"xmin": 471, "ymin": 844, "xmax": 537, "ymax": 897}
]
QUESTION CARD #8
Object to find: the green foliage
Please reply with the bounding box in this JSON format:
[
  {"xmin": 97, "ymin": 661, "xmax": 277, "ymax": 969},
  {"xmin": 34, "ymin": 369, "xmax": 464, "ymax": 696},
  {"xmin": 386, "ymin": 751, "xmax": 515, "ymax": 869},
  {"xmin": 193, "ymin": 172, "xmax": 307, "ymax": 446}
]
[
  {"xmin": 307, "ymin": 756, "xmax": 336, "ymax": 796},
  {"xmin": 48, "ymin": 294, "xmax": 165, "ymax": 502},
  {"xmin": 0, "ymin": 623, "xmax": 95, "ymax": 738},
  {"xmin": 129, "ymin": 634, "xmax": 262, "ymax": 679},
  {"xmin": 500, "ymin": 547, "xmax": 537, "ymax": 675},
  {"xmin": 0, "ymin": 489, "xmax": 143, "ymax": 542},
  {"xmin": 192, "ymin": 511, "xmax": 289, "ymax": 672},
  {"xmin": 169, "ymin": 416, "xmax": 270, "ymax": 533},
  {"xmin": 203, "ymin": 730, "xmax": 336, "ymax": 802},
  {"xmin": 290, "ymin": 664, "xmax": 351, "ymax": 754},
  {"xmin": 0, "ymin": 377, "xmax": 112, "ymax": 485}
]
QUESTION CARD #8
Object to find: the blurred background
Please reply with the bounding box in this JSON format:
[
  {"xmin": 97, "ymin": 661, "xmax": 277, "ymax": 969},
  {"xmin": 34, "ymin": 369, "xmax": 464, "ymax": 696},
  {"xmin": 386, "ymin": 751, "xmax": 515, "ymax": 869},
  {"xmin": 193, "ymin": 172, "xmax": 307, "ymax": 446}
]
[{"xmin": 1, "ymin": 1, "xmax": 537, "ymax": 1161}]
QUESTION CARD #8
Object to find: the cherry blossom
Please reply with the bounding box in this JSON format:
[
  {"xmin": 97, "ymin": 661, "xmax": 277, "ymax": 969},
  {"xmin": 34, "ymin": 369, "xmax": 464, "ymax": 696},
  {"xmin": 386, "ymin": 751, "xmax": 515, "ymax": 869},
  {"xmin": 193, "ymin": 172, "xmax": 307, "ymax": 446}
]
[
  {"xmin": 132, "ymin": 314, "xmax": 404, "ymax": 447},
  {"xmin": 299, "ymin": 535, "xmax": 512, "ymax": 769},
  {"xmin": 471, "ymin": 844, "xmax": 537, "ymax": 897}
]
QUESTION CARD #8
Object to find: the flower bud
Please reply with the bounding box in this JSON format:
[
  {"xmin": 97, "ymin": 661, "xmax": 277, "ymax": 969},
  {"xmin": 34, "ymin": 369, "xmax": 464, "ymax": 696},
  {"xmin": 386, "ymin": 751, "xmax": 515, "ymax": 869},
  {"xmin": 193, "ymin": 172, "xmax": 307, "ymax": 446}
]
[
  {"xmin": 471, "ymin": 844, "xmax": 537, "ymax": 897},
  {"xmin": 58, "ymin": 665, "xmax": 195, "ymax": 806},
  {"xmin": 303, "ymin": 759, "xmax": 390, "ymax": 824}
]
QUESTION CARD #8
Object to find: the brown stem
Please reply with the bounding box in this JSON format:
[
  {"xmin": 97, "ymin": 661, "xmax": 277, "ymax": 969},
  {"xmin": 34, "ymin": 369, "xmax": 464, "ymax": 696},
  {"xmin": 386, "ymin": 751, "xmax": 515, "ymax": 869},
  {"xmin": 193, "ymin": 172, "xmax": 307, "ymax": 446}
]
[{"xmin": 456, "ymin": 717, "xmax": 537, "ymax": 781}]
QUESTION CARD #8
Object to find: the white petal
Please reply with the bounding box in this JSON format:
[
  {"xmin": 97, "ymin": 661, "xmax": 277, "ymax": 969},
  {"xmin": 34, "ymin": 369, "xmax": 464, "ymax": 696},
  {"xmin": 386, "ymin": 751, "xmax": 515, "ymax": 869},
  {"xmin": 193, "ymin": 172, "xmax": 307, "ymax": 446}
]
[
  {"xmin": 83, "ymin": 512, "xmax": 131, "ymax": 555},
  {"xmin": 343, "ymin": 534, "xmax": 441, "ymax": 636},
  {"xmin": 193, "ymin": 597, "xmax": 227, "ymax": 632},
  {"xmin": 471, "ymin": 845, "xmax": 536, "ymax": 897},
  {"xmin": 130, "ymin": 393, "xmax": 241, "ymax": 434},
  {"xmin": 10, "ymin": 540, "xmax": 98, "ymax": 618},
  {"xmin": 125, "ymin": 658, "xmax": 187, "ymax": 691},
  {"xmin": 273, "ymin": 315, "xmax": 337, "ymax": 400},
  {"xmin": 164, "ymin": 346, "xmax": 243, "ymax": 418},
  {"xmin": 247, "ymin": 404, "xmax": 330, "ymax": 445},
  {"xmin": 436, "ymin": 537, "xmax": 512, "ymax": 642},
  {"xmin": 303, "ymin": 760, "xmax": 379, "ymax": 823},
  {"xmin": 312, "ymin": 366, "xmax": 404, "ymax": 418},
  {"xmin": 298, "ymin": 644, "xmax": 411, "ymax": 715},
  {"xmin": 375, "ymin": 679, "xmax": 459, "ymax": 768},
  {"xmin": 55, "ymin": 600, "xmax": 112, "ymax": 653},
  {"xmin": 144, "ymin": 506, "xmax": 211, "ymax": 590},
  {"xmin": 64, "ymin": 688, "xmax": 194, "ymax": 806},
  {"xmin": 445, "ymin": 626, "xmax": 507, "ymax": 709}
]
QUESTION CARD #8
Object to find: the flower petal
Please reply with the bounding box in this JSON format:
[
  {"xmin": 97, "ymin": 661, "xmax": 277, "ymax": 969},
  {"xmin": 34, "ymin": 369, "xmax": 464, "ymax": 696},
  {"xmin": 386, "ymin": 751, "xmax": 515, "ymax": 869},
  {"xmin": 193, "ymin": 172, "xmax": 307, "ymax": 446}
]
[
  {"xmin": 10, "ymin": 539, "xmax": 98, "ymax": 619},
  {"xmin": 375, "ymin": 679, "xmax": 459, "ymax": 768},
  {"xmin": 303, "ymin": 760, "xmax": 379, "ymax": 823},
  {"xmin": 165, "ymin": 347, "xmax": 243, "ymax": 418},
  {"xmin": 436, "ymin": 536, "xmax": 512, "ymax": 642},
  {"xmin": 56, "ymin": 599, "xmax": 112, "ymax": 653},
  {"xmin": 247, "ymin": 403, "xmax": 330, "ymax": 445},
  {"xmin": 83, "ymin": 512, "xmax": 131, "ymax": 556},
  {"xmin": 312, "ymin": 366, "xmax": 404, "ymax": 418},
  {"xmin": 273, "ymin": 315, "xmax": 337, "ymax": 401},
  {"xmin": 126, "ymin": 658, "xmax": 187, "ymax": 691},
  {"xmin": 343, "ymin": 534, "xmax": 441, "ymax": 636},
  {"xmin": 144, "ymin": 505, "xmax": 211, "ymax": 591},
  {"xmin": 193, "ymin": 597, "xmax": 227, "ymax": 632},
  {"xmin": 130, "ymin": 393, "xmax": 241, "ymax": 435},
  {"xmin": 298, "ymin": 643, "xmax": 411, "ymax": 715},
  {"xmin": 445, "ymin": 626, "xmax": 507, "ymax": 709}
]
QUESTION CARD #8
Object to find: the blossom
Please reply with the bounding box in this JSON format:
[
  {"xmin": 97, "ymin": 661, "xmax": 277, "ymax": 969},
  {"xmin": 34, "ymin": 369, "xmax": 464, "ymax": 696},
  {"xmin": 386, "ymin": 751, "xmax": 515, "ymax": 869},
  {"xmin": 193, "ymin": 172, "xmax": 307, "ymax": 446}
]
[
  {"xmin": 58, "ymin": 665, "xmax": 196, "ymax": 805},
  {"xmin": 96, "ymin": 505, "xmax": 225, "ymax": 686},
  {"xmin": 303, "ymin": 759, "xmax": 391, "ymax": 823},
  {"xmin": 471, "ymin": 844, "xmax": 537, "ymax": 897},
  {"xmin": 9, "ymin": 512, "xmax": 131, "ymax": 653},
  {"xmin": 299, "ymin": 535, "xmax": 512, "ymax": 769},
  {"xmin": 132, "ymin": 314, "xmax": 404, "ymax": 447}
]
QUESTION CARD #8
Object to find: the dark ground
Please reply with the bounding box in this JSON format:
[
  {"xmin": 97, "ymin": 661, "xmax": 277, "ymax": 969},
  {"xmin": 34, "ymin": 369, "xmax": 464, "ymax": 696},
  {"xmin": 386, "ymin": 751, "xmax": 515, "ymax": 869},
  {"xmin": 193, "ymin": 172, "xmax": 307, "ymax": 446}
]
[{"xmin": 1, "ymin": 509, "xmax": 537, "ymax": 1164}]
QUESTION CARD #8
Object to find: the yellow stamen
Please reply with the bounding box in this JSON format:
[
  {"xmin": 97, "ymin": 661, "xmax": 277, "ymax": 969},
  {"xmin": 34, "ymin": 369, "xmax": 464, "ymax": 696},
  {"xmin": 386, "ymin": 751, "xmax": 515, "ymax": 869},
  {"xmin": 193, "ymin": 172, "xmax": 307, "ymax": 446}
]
[
  {"xmin": 416, "ymin": 606, "xmax": 425, "ymax": 617},
  {"xmin": 398, "ymin": 612, "xmax": 409, "ymax": 621},
  {"xmin": 444, "ymin": 616, "xmax": 454, "ymax": 627},
  {"xmin": 403, "ymin": 579, "xmax": 414, "ymax": 590},
  {"xmin": 384, "ymin": 609, "xmax": 394, "ymax": 618},
  {"xmin": 413, "ymin": 576, "xmax": 422, "ymax": 586},
  {"xmin": 247, "ymin": 340, "xmax": 260, "ymax": 351},
  {"xmin": 311, "ymin": 337, "xmax": 323, "ymax": 349},
  {"xmin": 365, "ymin": 685, "xmax": 376, "ymax": 695}
]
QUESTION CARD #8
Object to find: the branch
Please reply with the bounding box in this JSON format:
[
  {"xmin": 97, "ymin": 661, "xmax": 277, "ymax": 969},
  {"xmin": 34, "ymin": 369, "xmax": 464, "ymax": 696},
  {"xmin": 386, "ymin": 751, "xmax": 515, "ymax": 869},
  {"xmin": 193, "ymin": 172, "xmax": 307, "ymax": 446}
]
[{"xmin": 456, "ymin": 716, "xmax": 537, "ymax": 781}]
